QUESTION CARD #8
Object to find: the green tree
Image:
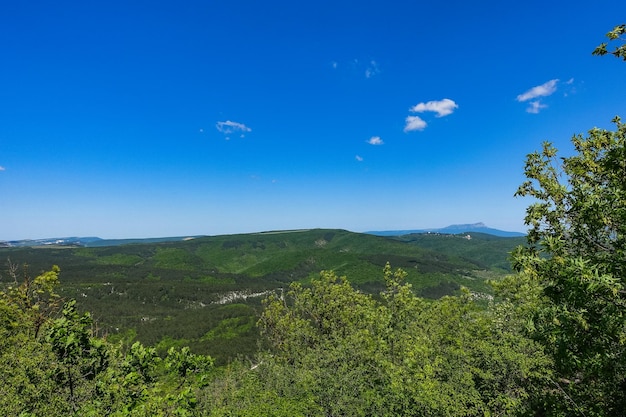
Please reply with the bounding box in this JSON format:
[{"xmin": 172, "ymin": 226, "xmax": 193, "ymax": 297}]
[
  {"xmin": 254, "ymin": 267, "xmax": 549, "ymax": 416},
  {"xmin": 593, "ymin": 24, "xmax": 626, "ymax": 61},
  {"xmin": 0, "ymin": 264, "xmax": 69, "ymax": 415},
  {"xmin": 258, "ymin": 270, "xmax": 386, "ymax": 416},
  {"xmin": 47, "ymin": 299, "xmax": 109, "ymax": 412},
  {"xmin": 513, "ymin": 116, "xmax": 626, "ymax": 415},
  {"xmin": 1, "ymin": 263, "xmax": 216, "ymax": 416},
  {"xmin": 85, "ymin": 340, "xmax": 215, "ymax": 416},
  {"xmin": 1, "ymin": 262, "xmax": 62, "ymax": 337}
]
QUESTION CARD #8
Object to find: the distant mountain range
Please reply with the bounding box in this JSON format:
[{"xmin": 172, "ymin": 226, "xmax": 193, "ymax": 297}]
[
  {"xmin": 366, "ymin": 223, "xmax": 526, "ymax": 238},
  {"xmin": 0, "ymin": 236, "xmax": 204, "ymax": 248},
  {"xmin": 0, "ymin": 223, "xmax": 524, "ymax": 248}
]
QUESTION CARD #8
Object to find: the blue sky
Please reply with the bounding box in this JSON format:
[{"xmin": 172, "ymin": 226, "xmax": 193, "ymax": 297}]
[{"xmin": 1, "ymin": 0, "xmax": 625, "ymax": 240}]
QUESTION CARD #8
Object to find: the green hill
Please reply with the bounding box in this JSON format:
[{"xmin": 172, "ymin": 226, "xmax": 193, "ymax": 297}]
[
  {"xmin": 0, "ymin": 228, "xmax": 522, "ymax": 364},
  {"xmin": 392, "ymin": 232, "xmax": 526, "ymax": 272}
]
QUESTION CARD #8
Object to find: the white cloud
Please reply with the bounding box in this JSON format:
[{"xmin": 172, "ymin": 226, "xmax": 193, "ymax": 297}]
[
  {"xmin": 0, "ymin": 166, "xmax": 5, "ymax": 171},
  {"xmin": 516, "ymin": 79, "xmax": 559, "ymax": 102},
  {"xmin": 331, "ymin": 61, "xmax": 338, "ymax": 69},
  {"xmin": 404, "ymin": 115, "xmax": 427, "ymax": 132},
  {"xmin": 355, "ymin": 155, "xmax": 364, "ymax": 162},
  {"xmin": 367, "ymin": 136, "xmax": 384, "ymax": 145},
  {"xmin": 526, "ymin": 100, "xmax": 548, "ymax": 114},
  {"xmin": 565, "ymin": 78, "xmax": 574, "ymax": 85},
  {"xmin": 409, "ymin": 98, "xmax": 458, "ymax": 117},
  {"xmin": 216, "ymin": 120, "xmax": 252, "ymax": 137}
]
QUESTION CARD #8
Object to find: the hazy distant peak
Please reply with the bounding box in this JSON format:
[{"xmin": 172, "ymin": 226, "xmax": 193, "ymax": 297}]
[
  {"xmin": 366, "ymin": 222, "xmax": 525, "ymax": 238},
  {"xmin": 446, "ymin": 222, "xmax": 487, "ymax": 229}
]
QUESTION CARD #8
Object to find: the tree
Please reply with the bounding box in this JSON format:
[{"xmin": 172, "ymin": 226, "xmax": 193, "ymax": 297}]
[
  {"xmin": 258, "ymin": 270, "xmax": 386, "ymax": 416},
  {"xmin": 0, "ymin": 263, "xmax": 216, "ymax": 416},
  {"xmin": 512, "ymin": 116, "xmax": 626, "ymax": 413},
  {"xmin": 254, "ymin": 267, "xmax": 549, "ymax": 416},
  {"xmin": 593, "ymin": 24, "xmax": 626, "ymax": 61},
  {"xmin": 1, "ymin": 262, "xmax": 62, "ymax": 337},
  {"xmin": 47, "ymin": 300, "xmax": 109, "ymax": 412},
  {"xmin": 0, "ymin": 264, "xmax": 68, "ymax": 415}
]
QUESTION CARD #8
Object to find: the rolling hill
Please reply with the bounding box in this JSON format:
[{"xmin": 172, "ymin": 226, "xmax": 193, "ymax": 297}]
[{"xmin": 0, "ymin": 228, "xmax": 524, "ymax": 364}]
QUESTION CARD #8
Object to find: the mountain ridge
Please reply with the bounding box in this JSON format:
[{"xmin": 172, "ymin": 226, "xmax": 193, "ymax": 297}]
[
  {"xmin": 366, "ymin": 222, "xmax": 526, "ymax": 238},
  {"xmin": 1, "ymin": 223, "xmax": 525, "ymax": 247},
  {"xmin": 0, "ymin": 235, "xmax": 206, "ymax": 248}
]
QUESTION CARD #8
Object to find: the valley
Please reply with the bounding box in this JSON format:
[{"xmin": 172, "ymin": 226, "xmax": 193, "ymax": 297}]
[{"xmin": 0, "ymin": 228, "xmax": 523, "ymax": 364}]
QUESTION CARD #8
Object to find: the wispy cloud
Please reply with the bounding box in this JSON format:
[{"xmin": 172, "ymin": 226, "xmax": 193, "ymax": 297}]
[
  {"xmin": 367, "ymin": 136, "xmax": 384, "ymax": 145},
  {"xmin": 331, "ymin": 58, "xmax": 380, "ymax": 79},
  {"xmin": 365, "ymin": 60, "xmax": 380, "ymax": 78},
  {"xmin": 216, "ymin": 120, "xmax": 251, "ymax": 139},
  {"xmin": 404, "ymin": 115, "xmax": 427, "ymax": 132},
  {"xmin": 526, "ymin": 101, "xmax": 548, "ymax": 114},
  {"xmin": 0, "ymin": 166, "xmax": 5, "ymax": 171},
  {"xmin": 355, "ymin": 155, "xmax": 364, "ymax": 162},
  {"xmin": 409, "ymin": 98, "xmax": 458, "ymax": 117},
  {"xmin": 516, "ymin": 79, "xmax": 559, "ymax": 102},
  {"xmin": 562, "ymin": 78, "xmax": 577, "ymax": 97},
  {"xmin": 516, "ymin": 79, "xmax": 561, "ymax": 113},
  {"xmin": 216, "ymin": 120, "xmax": 251, "ymax": 134}
]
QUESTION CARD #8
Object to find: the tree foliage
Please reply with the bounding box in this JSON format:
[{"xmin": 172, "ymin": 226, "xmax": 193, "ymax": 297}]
[
  {"xmin": 0, "ymin": 263, "xmax": 216, "ymax": 416},
  {"xmin": 251, "ymin": 266, "xmax": 549, "ymax": 416},
  {"xmin": 512, "ymin": 114, "xmax": 626, "ymax": 415},
  {"xmin": 593, "ymin": 24, "xmax": 626, "ymax": 61},
  {"xmin": 0, "ymin": 263, "xmax": 67, "ymax": 414}
]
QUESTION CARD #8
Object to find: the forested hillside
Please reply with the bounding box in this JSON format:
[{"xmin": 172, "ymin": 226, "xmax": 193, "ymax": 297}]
[
  {"xmin": 0, "ymin": 229, "xmax": 516, "ymax": 363},
  {"xmin": 392, "ymin": 232, "xmax": 526, "ymax": 272}
]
